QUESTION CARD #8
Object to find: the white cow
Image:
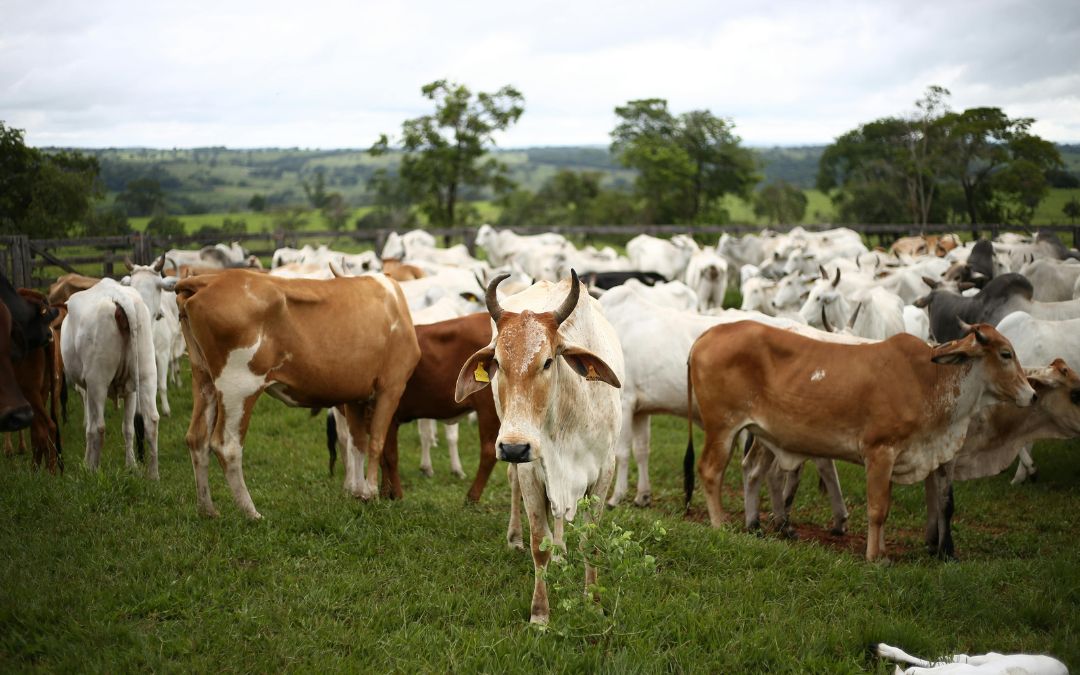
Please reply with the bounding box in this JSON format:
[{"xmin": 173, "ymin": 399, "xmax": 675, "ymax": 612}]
[
  {"xmin": 1020, "ymin": 257, "xmax": 1080, "ymax": 302},
  {"xmin": 61, "ymin": 279, "xmax": 161, "ymax": 478},
  {"xmin": 455, "ymin": 271, "xmax": 623, "ymax": 624},
  {"xmin": 381, "ymin": 229, "xmax": 438, "ymax": 260},
  {"xmin": 627, "ymin": 234, "xmax": 700, "ymax": 281},
  {"xmin": 475, "ymin": 224, "xmax": 567, "ymax": 267},
  {"xmin": 121, "ymin": 257, "xmax": 179, "ymax": 415},
  {"xmin": 684, "ymin": 247, "xmax": 729, "ymax": 312}
]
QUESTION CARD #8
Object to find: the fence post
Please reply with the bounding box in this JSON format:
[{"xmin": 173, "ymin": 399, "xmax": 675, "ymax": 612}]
[{"xmin": 9, "ymin": 236, "xmax": 32, "ymax": 288}]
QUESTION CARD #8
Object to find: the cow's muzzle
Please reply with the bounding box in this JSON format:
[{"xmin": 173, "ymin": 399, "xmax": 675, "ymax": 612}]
[
  {"xmin": 0, "ymin": 405, "xmax": 32, "ymax": 432},
  {"xmin": 498, "ymin": 442, "xmax": 532, "ymax": 463}
]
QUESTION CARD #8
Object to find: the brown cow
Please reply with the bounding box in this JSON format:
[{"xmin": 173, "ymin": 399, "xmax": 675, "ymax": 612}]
[
  {"xmin": 381, "ymin": 259, "xmax": 426, "ymax": 282},
  {"xmin": 8, "ymin": 290, "xmax": 62, "ymax": 473},
  {"xmin": 0, "ymin": 302, "xmax": 32, "ymax": 432},
  {"xmin": 47, "ymin": 273, "xmax": 99, "ymax": 306},
  {"xmin": 686, "ymin": 320, "xmax": 1035, "ymax": 561},
  {"xmin": 175, "ymin": 269, "xmax": 420, "ymax": 519},
  {"xmin": 329, "ymin": 312, "xmax": 500, "ymax": 502}
]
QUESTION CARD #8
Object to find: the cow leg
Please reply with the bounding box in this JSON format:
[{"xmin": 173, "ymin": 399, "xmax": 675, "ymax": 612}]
[
  {"xmin": 518, "ymin": 464, "xmax": 553, "ymax": 624},
  {"xmin": 924, "ymin": 464, "xmax": 956, "ymax": 560},
  {"xmin": 211, "ymin": 390, "xmax": 263, "ymax": 520},
  {"xmin": 418, "ymin": 419, "xmax": 436, "ymax": 477},
  {"xmin": 466, "ymin": 405, "xmax": 499, "ymax": 503},
  {"xmin": 186, "ymin": 364, "xmax": 219, "ymax": 517},
  {"xmin": 1011, "ymin": 444, "xmax": 1037, "ymax": 484},
  {"xmin": 156, "ymin": 348, "xmax": 170, "ymax": 417},
  {"xmin": 362, "ymin": 384, "xmax": 407, "ymax": 502},
  {"xmin": 342, "ymin": 402, "xmax": 373, "ymax": 499},
  {"xmin": 445, "ymin": 423, "xmax": 465, "ymax": 479},
  {"xmin": 137, "ymin": 372, "xmax": 160, "ymax": 481},
  {"xmin": 699, "ymin": 423, "xmax": 739, "ymax": 526},
  {"xmin": 767, "ymin": 465, "xmax": 796, "ymax": 538},
  {"xmin": 606, "ymin": 401, "xmax": 635, "ymax": 507},
  {"xmin": 813, "ymin": 459, "xmax": 848, "ymax": 535},
  {"xmin": 506, "ymin": 464, "xmax": 524, "ymax": 550},
  {"xmin": 864, "ymin": 454, "xmax": 896, "ymax": 562},
  {"xmin": 632, "ymin": 414, "xmax": 652, "ymax": 507},
  {"xmin": 379, "ymin": 421, "xmax": 402, "ymax": 499},
  {"xmin": 741, "ymin": 438, "xmax": 772, "ymax": 531},
  {"xmin": 83, "ymin": 382, "xmax": 107, "ymax": 471}
]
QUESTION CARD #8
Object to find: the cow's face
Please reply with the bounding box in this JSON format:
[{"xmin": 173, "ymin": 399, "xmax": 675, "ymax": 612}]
[
  {"xmin": 455, "ymin": 271, "xmax": 620, "ymax": 464},
  {"xmin": 123, "ymin": 254, "xmax": 177, "ymax": 320},
  {"xmin": 930, "ymin": 323, "xmax": 1036, "ymax": 407},
  {"xmin": 1026, "ymin": 359, "xmax": 1080, "ymax": 436}
]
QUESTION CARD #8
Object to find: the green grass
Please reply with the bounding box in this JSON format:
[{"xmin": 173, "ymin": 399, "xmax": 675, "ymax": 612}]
[{"xmin": 1, "ymin": 363, "xmax": 1077, "ymax": 672}]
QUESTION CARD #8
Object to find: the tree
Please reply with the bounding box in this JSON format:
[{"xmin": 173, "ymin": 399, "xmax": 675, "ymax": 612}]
[
  {"xmin": 117, "ymin": 177, "xmax": 166, "ymax": 217},
  {"xmin": 610, "ymin": 99, "xmax": 757, "ymax": 224},
  {"xmin": 370, "ymin": 79, "xmax": 524, "ymax": 228},
  {"xmin": 321, "ymin": 192, "xmax": 349, "ymax": 232},
  {"xmin": 248, "ymin": 194, "xmax": 267, "ymax": 212},
  {"xmin": 753, "ymin": 180, "xmax": 808, "ymax": 224},
  {"xmin": 358, "ymin": 168, "xmax": 418, "ymax": 230},
  {"xmin": 1064, "ymin": 197, "xmax": 1080, "ymax": 224},
  {"xmin": 0, "ymin": 121, "xmax": 104, "ymax": 237},
  {"xmin": 302, "ymin": 168, "xmax": 330, "ymax": 209}
]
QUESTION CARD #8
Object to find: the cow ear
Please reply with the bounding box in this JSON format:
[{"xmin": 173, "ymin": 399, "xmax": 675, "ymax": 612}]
[
  {"xmin": 560, "ymin": 345, "xmax": 621, "ymax": 388},
  {"xmin": 930, "ymin": 338, "xmax": 978, "ymax": 365},
  {"xmin": 160, "ymin": 276, "xmax": 179, "ymax": 292},
  {"xmin": 1025, "ymin": 369, "xmax": 1059, "ymax": 389},
  {"xmin": 120, "ymin": 275, "xmax": 132, "ymax": 286},
  {"xmin": 921, "ymin": 275, "xmax": 940, "ymax": 290},
  {"xmin": 455, "ymin": 346, "xmax": 496, "ymax": 402},
  {"xmin": 913, "ymin": 294, "xmax": 932, "ymax": 308}
]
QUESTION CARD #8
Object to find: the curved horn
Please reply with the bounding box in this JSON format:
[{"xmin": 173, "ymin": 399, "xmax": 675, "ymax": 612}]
[
  {"xmin": 124, "ymin": 256, "xmax": 135, "ymax": 271},
  {"xmin": 153, "ymin": 251, "xmax": 167, "ymax": 275},
  {"xmin": 832, "ymin": 268, "xmax": 841, "ymax": 288},
  {"xmin": 553, "ymin": 269, "xmax": 581, "ymax": 326},
  {"xmin": 849, "ymin": 302, "xmax": 862, "ymax": 329},
  {"xmin": 485, "ymin": 273, "xmax": 511, "ymax": 323},
  {"xmin": 821, "ymin": 305, "xmax": 834, "ymax": 333},
  {"xmin": 819, "ymin": 264, "xmax": 828, "ymax": 281}
]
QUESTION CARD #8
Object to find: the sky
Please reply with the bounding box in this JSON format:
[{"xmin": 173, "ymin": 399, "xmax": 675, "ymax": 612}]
[{"xmin": 3, "ymin": 0, "xmax": 1079, "ymax": 149}]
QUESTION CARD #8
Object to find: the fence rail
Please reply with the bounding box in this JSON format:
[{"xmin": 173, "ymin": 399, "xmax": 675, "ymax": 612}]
[{"xmin": 3, "ymin": 221, "xmax": 1079, "ymax": 291}]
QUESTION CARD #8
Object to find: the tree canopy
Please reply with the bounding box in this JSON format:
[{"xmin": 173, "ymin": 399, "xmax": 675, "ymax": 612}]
[
  {"xmin": 0, "ymin": 121, "xmax": 105, "ymax": 237},
  {"xmin": 610, "ymin": 99, "xmax": 758, "ymax": 224},
  {"xmin": 817, "ymin": 87, "xmax": 1063, "ymax": 226},
  {"xmin": 370, "ymin": 79, "xmax": 524, "ymax": 228}
]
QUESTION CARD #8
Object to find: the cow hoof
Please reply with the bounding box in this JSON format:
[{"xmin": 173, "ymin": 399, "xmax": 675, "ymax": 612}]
[
  {"xmin": 245, "ymin": 510, "xmax": 264, "ymax": 521},
  {"xmin": 529, "ymin": 613, "xmax": 549, "ymax": 626},
  {"xmin": 198, "ymin": 507, "xmax": 220, "ymax": 519},
  {"xmin": 633, "ymin": 494, "xmax": 652, "ymax": 508},
  {"xmin": 147, "ymin": 470, "xmax": 160, "ymax": 481},
  {"xmin": 507, "ymin": 536, "xmax": 524, "ymax": 551},
  {"xmin": 829, "ymin": 526, "xmax": 847, "ymax": 537},
  {"xmin": 781, "ymin": 527, "xmax": 799, "ymax": 540},
  {"xmin": 451, "ymin": 469, "xmax": 466, "ymax": 479},
  {"xmin": 420, "ymin": 467, "xmax": 434, "ymax": 478}
]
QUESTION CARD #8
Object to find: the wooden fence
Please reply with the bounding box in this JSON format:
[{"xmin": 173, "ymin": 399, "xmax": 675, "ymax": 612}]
[{"xmin": 3, "ymin": 222, "xmax": 1079, "ymax": 291}]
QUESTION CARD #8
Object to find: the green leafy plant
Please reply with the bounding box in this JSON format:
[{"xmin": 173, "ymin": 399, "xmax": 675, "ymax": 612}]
[{"xmin": 537, "ymin": 495, "xmax": 665, "ymax": 638}]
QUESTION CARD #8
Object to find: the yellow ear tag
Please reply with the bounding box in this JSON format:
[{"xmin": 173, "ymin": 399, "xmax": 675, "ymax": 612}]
[
  {"xmin": 474, "ymin": 362, "xmax": 490, "ymax": 383},
  {"xmin": 585, "ymin": 364, "xmax": 601, "ymax": 381}
]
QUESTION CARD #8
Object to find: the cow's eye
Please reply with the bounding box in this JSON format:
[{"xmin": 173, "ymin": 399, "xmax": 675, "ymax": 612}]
[
  {"xmin": 1000, "ymin": 351, "xmax": 1013, "ymax": 360},
  {"xmin": 543, "ymin": 358, "xmax": 553, "ymax": 371}
]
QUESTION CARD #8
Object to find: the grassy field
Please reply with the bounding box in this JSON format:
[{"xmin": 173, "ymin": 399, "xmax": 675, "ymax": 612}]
[{"xmin": 1, "ymin": 360, "xmax": 1078, "ymax": 672}]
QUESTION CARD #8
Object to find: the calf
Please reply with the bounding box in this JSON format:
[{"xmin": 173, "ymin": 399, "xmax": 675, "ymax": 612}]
[
  {"xmin": 175, "ymin": 269, "xmax": 420, "ymax": 518},
  {"xmin": 686, "ymin": 321, "xmax": 1034, "ymax": 560}
]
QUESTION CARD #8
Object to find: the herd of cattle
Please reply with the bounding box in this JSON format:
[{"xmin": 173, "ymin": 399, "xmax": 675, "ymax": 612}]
[{"xmin": 4, "ymin": 223, "xmax": 1080, "ymax": 626}]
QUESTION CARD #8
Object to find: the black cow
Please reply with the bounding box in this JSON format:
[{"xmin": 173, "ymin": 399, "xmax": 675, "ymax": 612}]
[
  {"xmin": 582, "ymin": 270, "xmax": 668, "ymax": 290},
  {"xmin": 942, "ymin": 239, "xmax": 996, "ymax": 290},
  {"xmin": 915, "ymin": 273, "xmax": 1034, "ymax": 343},
  {"xmin": 0, "ymin": 273, "xmax": 58, "ymax": 359}
]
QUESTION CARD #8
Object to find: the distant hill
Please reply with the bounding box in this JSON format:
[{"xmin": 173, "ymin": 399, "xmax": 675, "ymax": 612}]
[{"xmin": 55, "ymin": 143, "xmax": 1078, "ymax": 216}]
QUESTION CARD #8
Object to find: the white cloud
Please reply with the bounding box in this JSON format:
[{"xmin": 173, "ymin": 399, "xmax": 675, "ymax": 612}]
[{"xmin": 2, "ymin": 0, "xmax": 1078, "ymax": 148}]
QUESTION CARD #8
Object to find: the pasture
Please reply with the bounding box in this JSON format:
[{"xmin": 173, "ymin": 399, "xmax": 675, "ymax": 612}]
[{"xmin": 2, "ymin": 364, "xmax": 1078, "ymax": 671}]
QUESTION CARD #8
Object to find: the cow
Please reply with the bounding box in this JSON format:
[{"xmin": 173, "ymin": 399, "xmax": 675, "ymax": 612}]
[
  {"xmin": 686, "ymin": 320, "xmax": 1035, "ymax": 561},
  {"xmin": 175, "ymin": 269, "xmax": 420, "ymax": 518},
  {"xmin": 627, "ymin": 234, "xmax": 699, "ymax": 281},
  {"xmin": 329, "ymin": 312, "xmax": 500, "ymax": 502},
  {"xmin": 685, "ymin": 247, "xmax": 729, "ymax": 312},
  {"xmin": 916, "ymin": 273, "xmax": 1080, "ymax": 343},
  {"xmin": 1018, "ymin": 257, "xmax": 1080, "ymax": 302},
  {"xmin": 581, "ymin": 271, "xmax": 667, "ymax": 291},
  {"xmin": 0, "ymin": 301, "xmax": 33, "ymax": 433},
  {"xmin": 381, "ymin": 259, "xmax": 427, "ymax": 282},
  {"xmin": 61, "ymin": 279, "xmax": 161, "ymax": 478},
  {"xmin": 995, "ymin": 310, "xmax": 1080, "ymax": 482},
  {"xmin": 455, "ymin": 271, "xmax": 624, "ymax": 624},
  {"xmin": 475, "ymin": 224, "xmax": 567, "ymax": 267},
  {"xmin": 873, "ymin": 642, "xmax": 1067, "ymax": 675},
  {"xmin": 47, "ymin": 273, "xmax": 99, "ymax": 305},
  {"xmin": 941, "ymin": 239, "xmax": 996, "ymax": 290},
  {"xmin": 6, "ymin": 289, "xmax": 63, "ymax": 473}
]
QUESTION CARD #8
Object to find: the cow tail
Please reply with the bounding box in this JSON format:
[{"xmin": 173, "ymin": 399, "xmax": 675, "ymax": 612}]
[
  {"xmin": 326, "ymin": 411, "xmax": 337, "ymax": 476},
  {"xmin": 113, "ymin": 298, "xmax": 144, "ymax": 462},
  {"xmin": 60, "ymin": 370, "xmax": 69, "ymax": 424},
  {"xmin": 683, "ymin": 359, "xmax": 696, "ymax": 513}
]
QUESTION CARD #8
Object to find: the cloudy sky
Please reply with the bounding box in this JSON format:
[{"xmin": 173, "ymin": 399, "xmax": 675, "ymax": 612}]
[{"xmin": 3, "ymin": 0, "xmax": 1079, "ymax": 149}]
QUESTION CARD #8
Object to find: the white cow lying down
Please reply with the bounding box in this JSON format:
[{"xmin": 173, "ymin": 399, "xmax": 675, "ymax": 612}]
[{"xmin": 874, "ymin": 642, "xmax": 1067, "ymax": 675}]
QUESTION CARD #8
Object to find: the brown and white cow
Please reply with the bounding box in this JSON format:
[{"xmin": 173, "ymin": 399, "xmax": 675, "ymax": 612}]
[
  {"xmin": 455, "ymin": 271, "xmax": 624, "ymax": 624},
  {"xmin": 329, "ymin": 312, "xmax": 500, "ymax": 502},
  {"xmin": 175, "ymin": 269, "xmax": 420, "ymax": 519},
  {"xmin": 686, "ymin": 320, "xmax": 1035, "ymax": 561}
]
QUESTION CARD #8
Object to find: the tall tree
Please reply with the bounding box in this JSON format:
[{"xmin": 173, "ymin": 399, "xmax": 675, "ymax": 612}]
[
  {"xmin": 370, "ymin": 80, "xmax": 524, "ymax": 228},
  {"xmin": 753, "ymin": 180, "xmax": 808, "ymax": 224},
  {"xmin": 0, "ymin": 122, "xmax": 103, "ymax": 237},
  {"xmin": 610, "ymin": 99, "xmax": 757, "ymax": 224}
]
